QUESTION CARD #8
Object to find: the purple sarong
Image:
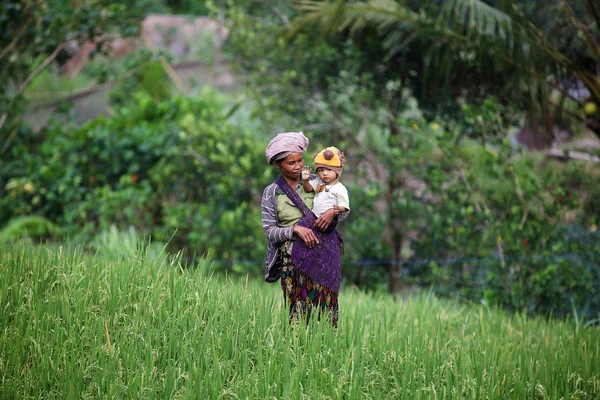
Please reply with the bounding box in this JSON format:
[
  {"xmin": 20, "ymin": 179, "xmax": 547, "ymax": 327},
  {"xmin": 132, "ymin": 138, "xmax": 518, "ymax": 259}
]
[{"xmin": 276, "ymin": 176, "xmax": 343, "ymax": 293}]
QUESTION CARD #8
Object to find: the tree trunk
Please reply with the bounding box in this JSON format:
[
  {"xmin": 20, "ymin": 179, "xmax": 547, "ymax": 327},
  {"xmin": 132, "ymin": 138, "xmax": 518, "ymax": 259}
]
[
  {"xmin": 387, "ymin": 177, "xmax": 406, "ymax": 294},
  {"xmin": 388, "ymin": 225, "xmax": 405, "ymax": 293},
  {"xmin": 383, "ymin": 88, "xmax": 406, "ymax": 294}
]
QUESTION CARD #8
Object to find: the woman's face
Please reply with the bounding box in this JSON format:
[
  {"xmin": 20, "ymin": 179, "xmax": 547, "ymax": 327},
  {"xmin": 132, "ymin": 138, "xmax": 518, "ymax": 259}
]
[{"xmin": 275, "ymin": 153, "xmax": 304, "ymax": 180}]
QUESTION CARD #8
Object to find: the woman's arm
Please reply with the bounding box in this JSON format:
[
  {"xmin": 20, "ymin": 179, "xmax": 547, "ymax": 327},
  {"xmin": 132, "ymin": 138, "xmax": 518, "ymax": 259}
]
[
  {"xmin": 262, "ymin": 184, "xmax": 320, "ymax": 248},
  {"xmin": 313, "ymin": 207, "xmax": 350, "ymax": 230},
  {"xmin": 261, "ymin": 185, "xmax": 294, "ymax": 243},
  {"xmin": 293, "ymin": 225, "xmax": 319, "ymax": 248}
]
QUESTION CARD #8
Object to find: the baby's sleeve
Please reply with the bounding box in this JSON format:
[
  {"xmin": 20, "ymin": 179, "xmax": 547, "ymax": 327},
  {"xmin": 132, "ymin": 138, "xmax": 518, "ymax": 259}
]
[
  {"xmin": 308, "ymin": 177, "xmax": 320, "ymax": 191},
  {"xmin": 336, "ymin": 184, "xmax": 350, "ymax": 210}
]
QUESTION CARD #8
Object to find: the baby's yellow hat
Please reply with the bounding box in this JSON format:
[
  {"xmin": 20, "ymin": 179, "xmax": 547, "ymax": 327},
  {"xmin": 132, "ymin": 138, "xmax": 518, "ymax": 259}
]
[{"xmin": 313, "ymin": 146, "xmax": 344, "ymax": 177}]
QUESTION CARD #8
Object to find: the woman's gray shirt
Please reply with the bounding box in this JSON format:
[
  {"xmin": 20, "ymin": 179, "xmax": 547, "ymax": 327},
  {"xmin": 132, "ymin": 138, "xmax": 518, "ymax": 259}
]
[{"xmin": 261, "ymin": 181, "xmax": 349, "ymax": 282}]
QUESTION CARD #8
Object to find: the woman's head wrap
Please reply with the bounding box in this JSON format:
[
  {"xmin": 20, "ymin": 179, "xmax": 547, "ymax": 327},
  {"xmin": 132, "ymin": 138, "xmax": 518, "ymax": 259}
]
[
  {"xmin": 265, "ymin": 131, "xmax": 309, "ymax": 164},
  {"xmin": 313, "ymin": 146, "xmax": 345, "ymax": 177}
]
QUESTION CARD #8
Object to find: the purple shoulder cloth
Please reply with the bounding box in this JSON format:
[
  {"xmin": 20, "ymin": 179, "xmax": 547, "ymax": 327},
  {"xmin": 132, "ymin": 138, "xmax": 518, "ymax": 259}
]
[{"xmin": 275, "ymin": 175, "xmax": 343, "ymax": 293}]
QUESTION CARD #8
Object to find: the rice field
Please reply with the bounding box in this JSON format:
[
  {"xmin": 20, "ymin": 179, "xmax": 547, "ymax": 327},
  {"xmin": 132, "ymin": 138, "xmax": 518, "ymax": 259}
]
[{"xmin": 1, "ymin": 242, "xmax": 598, "ymax": 399}]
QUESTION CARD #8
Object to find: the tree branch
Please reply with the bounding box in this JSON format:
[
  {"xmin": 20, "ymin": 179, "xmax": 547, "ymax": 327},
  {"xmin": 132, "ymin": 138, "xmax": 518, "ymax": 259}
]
[
  {"xmin": 545, "ymin": 149, "xmax": 600, "ymax": 163},
  {"xmin": 0, "ymin": 20, "xmax": 31, "ymax": 62},
  {"xmin": 182, "ymin": 149, "xmax": 208, "ymax": 164},
  {"xmin": 17, "ymin": 44, "xmax": 64, "ymax": 96},
  {"xmin": 356, "ymin": 105, "xmax": 371, "ymax": 144},
  {"xmin": 159, "ymin": 57, "xmax": 186, "ymax": 93},
  {"xmin": 586, "ymin": 0, "xmax": 600, "ymax": 44},
  {"xmin": 2, "ymin": 126, "xmax": 17, "ymax": 154},
  {"xmin": 0, "ymin": 113, "xmax": 7, "ymax": 132},
  {"xmin": 561, "ymin": 0, "xmax": 600, "ymax": 65}
]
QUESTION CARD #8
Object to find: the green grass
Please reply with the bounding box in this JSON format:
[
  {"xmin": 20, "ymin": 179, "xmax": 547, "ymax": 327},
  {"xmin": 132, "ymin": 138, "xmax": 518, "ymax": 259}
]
[{"xmin": 1, "ymin": 242, "xmax": 598, "ymax": 399}]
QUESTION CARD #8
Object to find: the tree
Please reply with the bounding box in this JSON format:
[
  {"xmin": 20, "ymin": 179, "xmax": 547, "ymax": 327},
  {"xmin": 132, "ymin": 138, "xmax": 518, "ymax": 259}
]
[
  {"xmin": 226, "ymin": 1, "xmax": 443, "ymax": 291},
  {"xmin": 287, "ymin": 0, "xmax": 600, "ymax": 291},
  {"xmin": 293, "ymin": 0, "xmax": 600, "ymax": 145},
  {"xmin": 1, "ymin": 87, "xmax": 271, "ymax": 269},
  {"xmin": 225, "ymin": 0, "xmax": 600, "ymax": 293},
  {"xmin": 0, "ymin": 0, "xmax": 147, "ymax": 156}
]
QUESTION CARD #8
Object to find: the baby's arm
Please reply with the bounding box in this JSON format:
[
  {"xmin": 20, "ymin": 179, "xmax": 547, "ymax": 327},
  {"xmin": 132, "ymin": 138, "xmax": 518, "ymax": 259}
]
[
  {"xmin": 333, "ymin": 183, "xmax": 350, "ymax": 220},
  {"xmin": 333, "ymin": 205, "xmax": 348, "ymax": 214},
  {"xmin": 302, "ymin": 166, "xmax": 314, "ymax": 192}
]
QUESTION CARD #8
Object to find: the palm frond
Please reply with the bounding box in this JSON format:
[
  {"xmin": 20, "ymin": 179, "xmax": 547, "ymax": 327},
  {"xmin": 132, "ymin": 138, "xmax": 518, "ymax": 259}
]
[
  {"xmin": 290, "ymin": 0, "xmax": 600, "ymax": 138},
  {"xmin": 293, "ymin": 0, "xmax": 537, "ymax": 64},
  {"xmin": 437, "ymin": 0, "xmax": 514, "ymax": 41},
  {"xmin": 344, "ymin": 0, "xmax": 424, "ymax": 56},
  {"xmin": 588, "ymin": 0, "xmax": 600, "ymax": 30},
  {"xmin": 0, "ymin": 216, "xmax": 58, "ymax": 242},
  {"xmin": 289, "ymin": 0, "xmax": 347, "ymax": 37},
  {"xmin": 292, "ymin": 0, "xmax": 424, "ymax": 55}
]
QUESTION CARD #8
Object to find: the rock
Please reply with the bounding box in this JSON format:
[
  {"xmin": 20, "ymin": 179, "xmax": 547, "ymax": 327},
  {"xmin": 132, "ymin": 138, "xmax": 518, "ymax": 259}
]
[{"xmin": 59, "ymin": 14, "xmax": 228, "ymax": 76}]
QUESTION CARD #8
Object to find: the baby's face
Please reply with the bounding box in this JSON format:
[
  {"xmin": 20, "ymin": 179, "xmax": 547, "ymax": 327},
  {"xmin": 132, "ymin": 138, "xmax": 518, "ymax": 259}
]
[{"xmin": 316, "ymin": 167, "xmax": 338, "ymax": 184}]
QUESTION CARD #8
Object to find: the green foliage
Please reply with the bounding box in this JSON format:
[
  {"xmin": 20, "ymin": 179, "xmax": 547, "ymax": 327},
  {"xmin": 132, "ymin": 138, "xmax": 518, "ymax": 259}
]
[
  {"xmin": 2, "ymin": 0, "xmax": 599, "ymax": 322},
  {"xmin": 1, "ymin": 242, "xmax": 599, "ymax": 398},
  {"xmin": 89, "ymin": 225, "xmax": 168, "ymax": 262},
  {"xmin": 0, "ymin": 0, "xmax": 147, "ymax": 152},
  {"xmin": 108, "ymin": 49, "xmax": 178, "ymax": 107},
  {"xmin": 162, "ymin": 0, "xmax": 210, "ymax": 15},
  {"xmin": 0, "ymin": 215, "xmax": 58, "ymax": 242},
  {"xmin": 456, "ymin": 96, "xmax": 522, "ymax": 145},
  {"xmin": 341, "ymin": 183, "xmax": 390, "ymax": 290},
  {"xmin": 225, "ymin": 1, "xmax": 600, "ymax": 316},
  {"xmin": 293, "ymin": 0, "xmax": 600, "ymax": 140},
  {"xmin": 387, "ymin": 120, "xmax": 600, "ymax": 317},
  {"xmin": 0, "ymin": 87, "xmax": 271, "ymax": 271},
  {"xmin": 26, "ymin": 68, "xmax": 95, "ymax": 95}
]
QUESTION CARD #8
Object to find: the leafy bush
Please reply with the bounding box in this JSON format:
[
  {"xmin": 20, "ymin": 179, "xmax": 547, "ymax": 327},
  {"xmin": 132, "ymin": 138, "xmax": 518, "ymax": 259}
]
[
  {"xmin": 0, "ymin": 216, "xmax": 58, "ymax": 243},
  {"xmin": 88, "ymin": 225, "xmax": 168, "ymax": 263},
  {"xmin": 387, "ymin": 121, "xmax": 600, "ymax": 317},
  {"xmin": 3, "ymin": 64, "xmax": 599, "ymax": 317},
  {"xmin": 1, "ymin": 87, "xmax": 272, "ymax": 273}
]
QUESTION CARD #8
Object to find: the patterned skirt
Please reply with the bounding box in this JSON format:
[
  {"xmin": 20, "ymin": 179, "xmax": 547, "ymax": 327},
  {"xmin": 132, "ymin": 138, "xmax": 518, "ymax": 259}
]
[{"xmin": 280, "ymin": 241, "xmax": 339, "ymax": 328}]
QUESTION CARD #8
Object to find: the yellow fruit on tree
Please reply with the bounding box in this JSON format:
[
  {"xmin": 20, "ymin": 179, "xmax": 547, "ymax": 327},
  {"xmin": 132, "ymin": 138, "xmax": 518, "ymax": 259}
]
[{"xmin": 584, "ymin": 101, "xmax": 598, "ymax": 115}]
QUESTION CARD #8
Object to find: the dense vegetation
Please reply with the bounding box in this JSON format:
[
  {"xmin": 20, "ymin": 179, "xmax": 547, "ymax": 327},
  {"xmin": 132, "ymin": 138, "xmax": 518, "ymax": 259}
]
[
  {"xmin": 1, "ymin": 2, "xmax": 599, "ymax": 398},
  {"xmin": 224, "ymin": 0, "xmax": 600, "ymax": 316},
  {"xmin": 1, "ymin": 0, "xmax": 599, "ymax": 318},
  {"xmin": 1, "ymin": 242, "xmax": 598, "ymax": 398},
  {"xmin": 2, "ymin": 87, "xmax": 268, "ymax": 263}
]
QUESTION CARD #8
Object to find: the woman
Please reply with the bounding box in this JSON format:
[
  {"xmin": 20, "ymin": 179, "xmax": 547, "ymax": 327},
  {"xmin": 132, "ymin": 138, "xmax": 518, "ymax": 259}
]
[{"xmin": 261, "ymin": 131, "xmax": 348, "ymax": 327}]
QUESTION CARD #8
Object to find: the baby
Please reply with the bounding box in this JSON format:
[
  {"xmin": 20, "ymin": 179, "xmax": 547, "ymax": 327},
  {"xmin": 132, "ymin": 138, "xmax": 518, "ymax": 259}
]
[{"xmin": 302, "ymin": 146, "xmax": 350, "ymax": 218}]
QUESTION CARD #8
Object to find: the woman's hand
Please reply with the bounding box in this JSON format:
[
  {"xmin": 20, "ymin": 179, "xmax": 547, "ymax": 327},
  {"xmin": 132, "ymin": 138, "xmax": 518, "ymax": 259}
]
[
  {"xmin": 294, "ymin": 225, "xmax": 319, "ymax": 248},
  {"xmin": 313, "ymin": 209, "xmax": 336, "ymax": 231}
]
